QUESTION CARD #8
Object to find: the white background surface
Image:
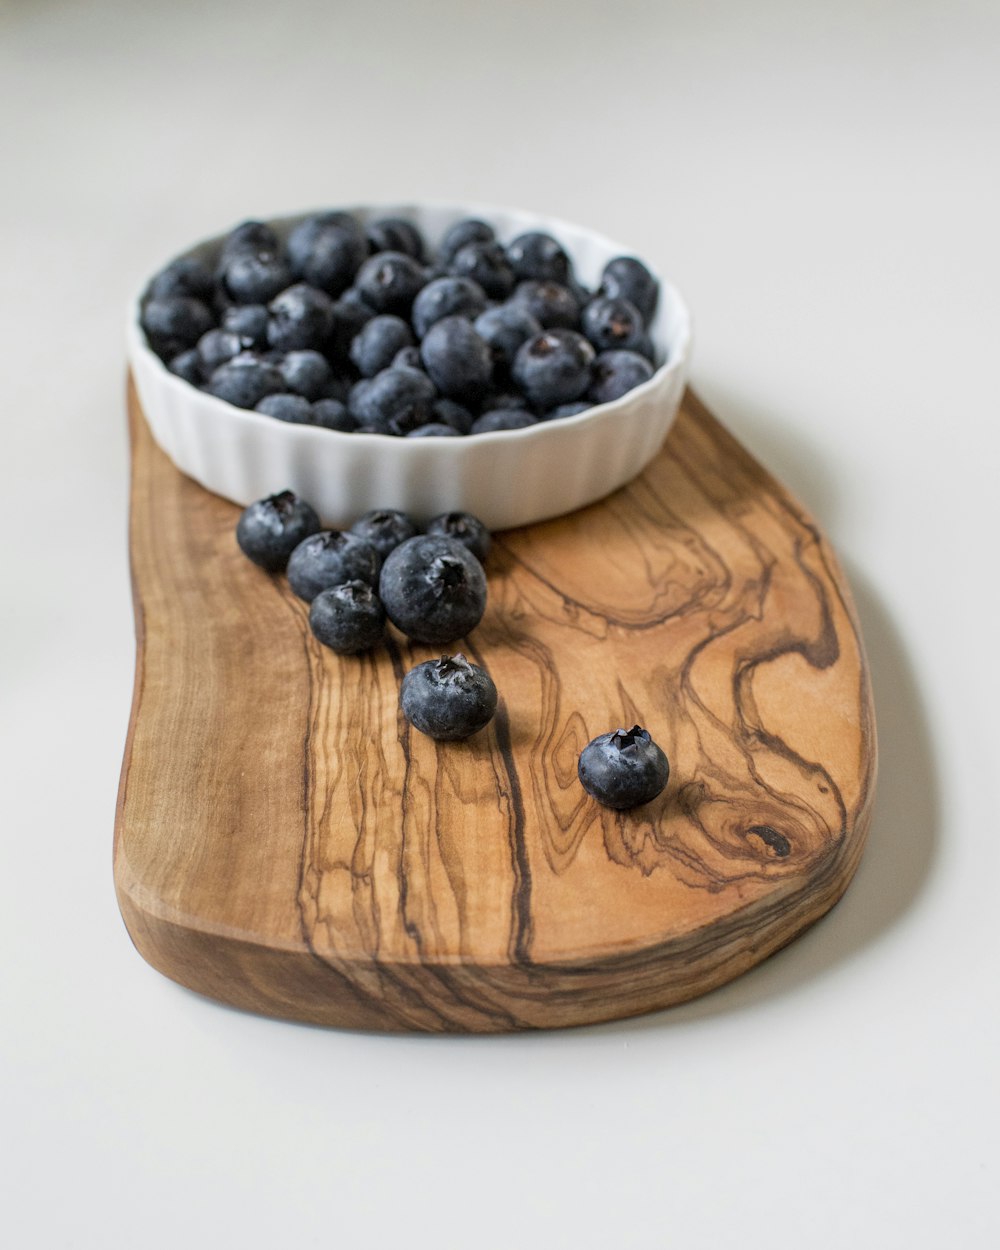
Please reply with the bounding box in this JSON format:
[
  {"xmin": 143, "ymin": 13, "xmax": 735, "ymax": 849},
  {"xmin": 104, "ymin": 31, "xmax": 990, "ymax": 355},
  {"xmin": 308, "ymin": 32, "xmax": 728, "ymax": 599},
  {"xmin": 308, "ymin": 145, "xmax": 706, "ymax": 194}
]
[{"xmin": 2, "ymin": 1, "xmax": 998, "ymax": 1246}]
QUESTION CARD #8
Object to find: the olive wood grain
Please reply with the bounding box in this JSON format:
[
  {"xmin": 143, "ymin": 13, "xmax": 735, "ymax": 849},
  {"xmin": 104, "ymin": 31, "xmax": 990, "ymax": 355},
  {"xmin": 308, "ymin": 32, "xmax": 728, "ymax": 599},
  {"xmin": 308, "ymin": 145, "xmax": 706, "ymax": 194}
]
[{"xmin": 115, "ymin": 379, "xmax": 876, "ymax": 1032}]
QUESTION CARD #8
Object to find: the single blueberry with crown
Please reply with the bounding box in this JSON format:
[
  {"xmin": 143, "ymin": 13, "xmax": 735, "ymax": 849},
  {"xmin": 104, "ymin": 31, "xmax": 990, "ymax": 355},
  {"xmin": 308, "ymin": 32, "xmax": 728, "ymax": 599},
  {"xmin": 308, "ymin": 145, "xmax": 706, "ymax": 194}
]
[
  {"xmin": 236, "ymin": 490, "xmax": 321, "ymax": 571},
  {"xmin": 400, "ymin": 653, "xmax": 498, "ymax": 741},
  {"xmin": 349, "ymin": 315, "xmax": 415, "ymax": 378},
  {"xmin": 287, "ymin": 531, "xmax": 381, "ymax": 602},
  {"xmin": 420, "ymin": 316, "xmax": 492, "ymax": 402},
  {"xmin": 598, "ymin": 256, "xmax": 659, "ymax": 325},
  {"xmin": 309, "ymin": 580, "xmax": 387, "ymax": 654},
  {"xmin": 349, "ymin": 509, "xmax": 419, "ymax": 560},
  {"xmin": 425, "ymin": 512, "xmax": 491, "ymax": 563},
  {"xmin": 266, "ymin": 283, "xmax": 334, "ymax": 353},
  {"xmin": 379, "ymin": 534, "xmax": 487, "ymax": 644},
  {"xmin": 511, "ymin": 329, "xmax": 595, "ymax": 408},
  {"xmin": 578, "ymin": 725, "xmax": 670, "ymax": 809},
  {"xmin": 588, "ymin": 350, "xmax": 655, "ymax": 405},
  {"xmin": 354, "ymin": 251, "xmax": 427, "ymax": 316}
]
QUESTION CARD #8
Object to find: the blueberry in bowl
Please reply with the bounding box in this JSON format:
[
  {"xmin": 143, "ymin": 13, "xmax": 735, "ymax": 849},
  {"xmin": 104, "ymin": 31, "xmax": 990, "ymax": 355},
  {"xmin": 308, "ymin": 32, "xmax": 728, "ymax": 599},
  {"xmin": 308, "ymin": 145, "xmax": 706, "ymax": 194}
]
[{"xmin": 128, "ymin": 202, "xmax": 691, "ymax": 530}]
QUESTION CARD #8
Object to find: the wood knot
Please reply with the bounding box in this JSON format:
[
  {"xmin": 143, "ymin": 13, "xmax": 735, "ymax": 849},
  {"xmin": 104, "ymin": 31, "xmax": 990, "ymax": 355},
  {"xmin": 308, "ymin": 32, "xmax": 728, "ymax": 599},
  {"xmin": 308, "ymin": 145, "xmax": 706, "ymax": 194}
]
[{"xmin": 745, "ymin": 825, "xmax": 791, "ymax": 858}]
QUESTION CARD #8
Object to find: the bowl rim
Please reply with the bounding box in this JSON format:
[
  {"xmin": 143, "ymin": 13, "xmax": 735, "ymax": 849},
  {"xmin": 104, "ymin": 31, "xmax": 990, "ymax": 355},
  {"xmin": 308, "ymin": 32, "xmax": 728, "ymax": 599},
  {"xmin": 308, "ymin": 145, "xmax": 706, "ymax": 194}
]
[{"xmin": 127, "ymin": 200, "xmax": 693, "ymax": 447}]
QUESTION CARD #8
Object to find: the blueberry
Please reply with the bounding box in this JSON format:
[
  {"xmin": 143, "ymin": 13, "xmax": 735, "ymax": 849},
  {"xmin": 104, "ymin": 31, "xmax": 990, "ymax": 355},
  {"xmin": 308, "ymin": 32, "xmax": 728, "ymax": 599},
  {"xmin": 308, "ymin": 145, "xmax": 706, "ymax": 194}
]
[
  {"xmin": 400, "ymin": 653, "xmax": 498, "ymax": 741},
  {"xmin": 288, "ymin": 213, "xmax": 367, "ymax": 294},
  {"xmin": 351, "ymin": 365, "xmax": 437, "ymax": 435},
  {"xmin": 221, "ymin": 249, "xmax": 293, "ymax": 305},
  {"xmin": 236, "ymin": 490, "xmax": 321, "ymax": 571},
  {"xmin": 267, "ymin": 283, "xmax": 334, "ymax": 352},
  {"xmin": 279, "ymin": 349, "xmax": 331, "ymax": 400},
  {"xmin": 354, "ymin": 251, "xmax": 427, "ymax": 316},
  {"xmin": 167, "ymin": 348, "xmax": 203, "ymax": 385},
  {"xmin": 327, "ymin": 294, "xmax": 376, "ymax": 360},
  {"xmin": 221, "ymin": 303, "xmax": 269, "ymax": 349},
  {"xmin": 440, "ymin": 218, "xmax": 495, "ymax": 260},
  {"xmin": 309, "ymin": 580, "xmax": 386, "ymax": 654},
  {"xmin": 588, "ymin": 350, "xmax": 655, "ymax": 405},
  {"xmin": 420, "ymin": 316, "xmax": 492, "ymax": 402},
  {"xmin": 511, "ymin": 329, "xmax": 595, "ymax": 408},
  {"xmin": 311, "ymin": 398, "xmax": 356, "ymax": 431},
  {"xmin": 287, "ymin": 211, "xmax": 363, "ymax": 270},
  {"xmin": 510, "ymin": 280, "xmax": 580, "ymax": 330},
  {"xmin": 207, "ymin": 353, "xmax": 286, "ymax": 409},
  {"xmin": 431, "ymin": 398, "xmax": 474, "ymax": 433},
  {"xmin": 196, "ymin": 328, "xmax": 245, "ymax": 375},
  {"xmin": 220, "ymin": 220, "xmax": 280, "ymax": 261},
  {"xmin": 148, "ymin": 256, "xmax": 215, "ymax": 303},
  {"xmin": 581, "ymin": 296, "xmax": 649, "ymax": 355},
  {"xmin": 448, "ymin": 241, "xmax": 515, "ymax": 300},
  {"xmin": 349, "ymin": 509, "xmax": 418, "ymax": 560},
  {"xmin": 287, "ymin": 531, "xmax": 381, "ymax": 602},
  {"xmin": 366, "ymin": 217, "xmax": 426, "ymax": 261},
  {"xmin": 542, "ymin": 400, "xmax": 591, "ymax": 420},
  {"xmin": 470, "ymin": 409, "xmax": 538, "ymax": 434},
  {"xmin": 255, "ymin": 393, "xmax": 313, "ymax": 423},
  {"xmin": 141, "ymin": 295, "xmax": 214, "ymax": 359},
  {"xmin": 598, "ymin": 257, "xmax": 659, "ymax": 325},
  {"xmin": 392, "ymin": 345, "xmax": 423, "ymax": 370},
  {"xmin": 411, "ymin": 276, "xmax": 487, "ymax": 339},
  {"xmin": 349, "ymin": 314, "xmax": 414, "ymax": 377},
  {"xmin": 506, "ymin": 231, "xmax": 571, "ymax": 284},
  {"xmin": 425, "ymin": 512, "xmax": 491, "ymax": 563},
  {"xmin": 406, "ymin": 423, "xmax": 460, "ymax": 437},
  {"xmin": 474, "ymin": 305, "xmax": 542, "ymax": 371},
  {"xmin": 577, "ymin": 725, "xmax": 669, "ymax": 809},
  {"xmin": 379, "ymin": 535, "xmax": 487, "ymax": 644}
]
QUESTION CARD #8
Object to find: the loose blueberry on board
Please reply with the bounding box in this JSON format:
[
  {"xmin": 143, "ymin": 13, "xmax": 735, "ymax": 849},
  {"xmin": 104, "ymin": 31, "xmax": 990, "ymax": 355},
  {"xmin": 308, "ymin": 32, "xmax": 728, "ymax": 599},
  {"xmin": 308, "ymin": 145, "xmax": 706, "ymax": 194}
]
[
  {"xmin": 236, "ymin": 490, "xmax": 321, "ymax": 572},
  {"xmin": 411, "ymin": 276, "xmax": 488, "ymax": 339},
  {"xmin": 311, "ymin": 398, "xmax": 356, "ymax": 431},
  {"xmin": 506, "ymin": 231, "xmax": 571, "ymax": 284},
  {"xmin": 349, "ymin": 509, "xmax": 419, "ymax": 560},
  {"xmin": 420, "ymin": 316, "xmax": 493, "ymax": 402},
  {"xmin": 448, "ymin": 241, "xmax": 516, "ymax": 300},
  {"xmin": 440, "ymin": 218, "xmax": 495, "ymax": 260},
  {"xmin": 141, "ymin": 296, "xmax": 215, "ymax": 360},
  {"xmin": 255, "ymin": 393, "xmax": 314, "ymax": 423},
  {"xmin": 510, "ymin": 280, "xmax": 580, "ymax": 330},
  {"xmin": 469, "ymin": 409, "xmax": 538, "ymax": 434},
  {"xmin": 425, "ymin": 512, "xmax": 491, "ymax": 563},
  {"xmin": 474, "ymin": 305, "xmax": 543, "ymax": 372},
  {"xmin": 379, "ymin": 534, "xmax": 487, "ymax": 644},
  {"xmin": 266, "ymin": 283, "xmax": 334, "ymax": 353},
  {"xmin": 598, "ymin": 256, "xmax": 659, "ymax": 325},
  {"xmin": 349, "ymin": 315, "xmax": 415, "ymax": 377},
  {"xmin": 354, "ymin": 251, "xmax": 427, "ymax": 316},
  {"xmin": 207, "ymin": 353, "xmax": 286, "ymax": 409},
  {"xmin": 400, "ymin": 654, "xmax": 498, "ymax": 741},
  {"xmin": 577, "ymin": 725, "xmax": 670, "ymax": 810},
  {"xmin": 309, "ymin": 580, "xmax": 387, "ymax": 654},
  {"xmin": 287, "ymin": 531, "xmax": 381, "ymax": 602},
  {"xmin": 279, "ymin": 349, "xmax": 332, "ymax": 400},
  {"xmin": 511, "ymin": 329, "xmax": 595, "ymax": 408},
  {"xmin": 588, "ymin": 349, "xmax": 655, "ymax": 405}
]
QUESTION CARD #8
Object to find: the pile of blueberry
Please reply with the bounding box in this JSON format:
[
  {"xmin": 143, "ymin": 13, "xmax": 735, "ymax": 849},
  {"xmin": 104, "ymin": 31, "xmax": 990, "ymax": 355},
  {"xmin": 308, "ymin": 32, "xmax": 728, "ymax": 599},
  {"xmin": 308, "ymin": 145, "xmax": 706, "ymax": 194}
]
[
  {"xmin": 236, "ymin": 488, "xmax": 671, "ymax": 806},
  {"xmin": 141, "ymin": 211, "xmax": 662, "ymax": 435}
]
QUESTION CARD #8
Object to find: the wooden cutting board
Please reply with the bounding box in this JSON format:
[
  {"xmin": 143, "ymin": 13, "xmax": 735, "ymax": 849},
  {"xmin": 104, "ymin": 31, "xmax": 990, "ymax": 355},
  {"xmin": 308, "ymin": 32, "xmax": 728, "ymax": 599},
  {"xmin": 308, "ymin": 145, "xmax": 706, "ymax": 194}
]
[{"xmin": 115, "ymin": 379, "xmax": 876, "ymax": 1032}]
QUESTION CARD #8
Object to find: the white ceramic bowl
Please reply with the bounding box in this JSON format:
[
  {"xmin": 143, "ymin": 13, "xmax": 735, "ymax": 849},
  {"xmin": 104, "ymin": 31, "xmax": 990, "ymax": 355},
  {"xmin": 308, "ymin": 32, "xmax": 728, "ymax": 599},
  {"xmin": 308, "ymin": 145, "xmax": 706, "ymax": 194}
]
[{"xmin": 127, "ymin": 203, "xmax": 691, "ymax": 531}]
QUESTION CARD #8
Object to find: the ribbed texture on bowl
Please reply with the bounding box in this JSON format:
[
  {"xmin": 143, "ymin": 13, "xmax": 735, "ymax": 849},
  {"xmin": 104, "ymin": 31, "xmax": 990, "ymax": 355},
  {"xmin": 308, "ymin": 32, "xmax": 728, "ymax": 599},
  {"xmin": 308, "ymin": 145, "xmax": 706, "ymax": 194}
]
[{"xmin": 128, "ymin": 203, "xmax": 691, "ymax": 530}]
